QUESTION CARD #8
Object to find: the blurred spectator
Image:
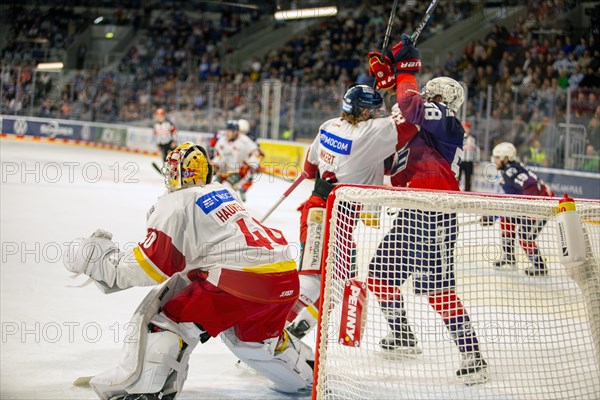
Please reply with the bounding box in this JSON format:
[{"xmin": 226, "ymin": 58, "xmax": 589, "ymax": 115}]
[
  {"xmin": 579, "ymin": 144, "xmax": 599, "ymax": 172},
  {"xmin": 527, "ymin": 139, "xmax": 548, "ymax": 166}
]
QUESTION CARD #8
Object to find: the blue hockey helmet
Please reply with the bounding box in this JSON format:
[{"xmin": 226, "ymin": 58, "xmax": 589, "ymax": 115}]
[
  {"xmin": 225, "ymin": 120, "xmax": 239, "ymax": 131},
  {"xmin": 341, "ymin": 84, "xmax": 383, "ymax": 117}
]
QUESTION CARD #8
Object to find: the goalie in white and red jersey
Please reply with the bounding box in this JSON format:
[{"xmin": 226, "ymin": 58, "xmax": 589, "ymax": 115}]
[
  {"xmin": 63, "ymin": 142, "xmax": 313, "ymax": 399},
  {"xmin": 368, "ymin": 34, "xmax": 489, "ymax": 385},
  {"xmin": 211, "ymin": 120, "xmax": 263, "ymax": 202},
  {"xmin": 152, "ymin": 108, "xmax": 177, "ymax": 161},
  {"xmin": 484, "ymin": 142, "xmax": 554, "ymax": 276},
  {"xmin": 286, "ymin": 83, "xmax": 419, "ymax": 341}
]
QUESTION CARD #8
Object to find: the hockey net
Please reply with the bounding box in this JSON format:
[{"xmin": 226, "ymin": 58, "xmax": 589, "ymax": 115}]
[{"xmin": 312, "ymin": 185, "xmax": 600, "ymax": 400}]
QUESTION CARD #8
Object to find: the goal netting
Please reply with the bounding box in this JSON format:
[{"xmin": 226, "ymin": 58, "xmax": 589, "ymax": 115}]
[{"xmin": 313, "ymin": 185, "xmax": 600, "ymax": 400}]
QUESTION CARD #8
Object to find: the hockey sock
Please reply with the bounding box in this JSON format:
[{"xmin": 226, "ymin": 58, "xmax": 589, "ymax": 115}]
[
  {"xmin": 428, "ymin": 289, "xmax": 480, "ymax": 354},
  {"xmin": 519, "ymin": 238, "xmax": 539, "ymax": 256},
  {"xmin": 367, "ymin": 277, "xmax": 408, "ymax": 333},
  {"xmin": 501, "ymin": 235, "xmax": 516, "ymax": 257}
]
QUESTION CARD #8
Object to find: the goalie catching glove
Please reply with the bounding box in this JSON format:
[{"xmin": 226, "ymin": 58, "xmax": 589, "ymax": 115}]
[
  {"xmin": 63, "ymin": 229, "xmax": 120, "ymax": 283},
  {"xmin": 63, "ymin": 229, "xmax": 154, "ymax": 292}
]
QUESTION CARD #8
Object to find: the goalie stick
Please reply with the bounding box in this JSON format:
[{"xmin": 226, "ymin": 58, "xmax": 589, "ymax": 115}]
[
  {"xmin": 73, "ymin": 375, "xmax": 92, "ymax": 387},
  {"xmin": 151, "ymin": 161, "xmax": 162, "ymax": 176}
]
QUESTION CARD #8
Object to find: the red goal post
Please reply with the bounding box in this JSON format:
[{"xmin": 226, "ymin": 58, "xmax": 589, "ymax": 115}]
[{"xmin": 312, "ymin": 184, "xmax": 600, "ymax": 400}]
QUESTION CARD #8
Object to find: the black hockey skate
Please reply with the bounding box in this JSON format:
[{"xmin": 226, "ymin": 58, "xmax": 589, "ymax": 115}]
[
  {"xmin": 525, "ymin": 255, "xmax": 548, "ymax": 276},
  {"xmin": 456, "ymin": 352, "xmax": 489, "ymax": 385},
  {"xmin": 493, "ymin": 253, "xmax": 516, "ymax": 268},
  {"xmin": 379, "ymin": 325, "xmax": 422, "ymax": 357}
]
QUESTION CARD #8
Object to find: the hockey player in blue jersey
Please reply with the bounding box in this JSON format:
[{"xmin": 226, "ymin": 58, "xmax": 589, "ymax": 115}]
[
  {"xmin": 367, "ymin": 34, "xmax": 488, "ymax": 385},
  {"xmin": 482, "ymin": 142, "xmax": 554, "ymax": 276}
]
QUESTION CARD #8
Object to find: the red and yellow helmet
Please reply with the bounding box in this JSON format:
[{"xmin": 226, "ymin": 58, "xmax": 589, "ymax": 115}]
[{"xmin": 162, "ymin": 142, "xmax": 212, "ymax": 191}]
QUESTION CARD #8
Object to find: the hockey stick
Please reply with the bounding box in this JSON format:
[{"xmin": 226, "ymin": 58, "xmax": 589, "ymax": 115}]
[
  {"xmin": 260, "ymin": 171, "xmax": 309, "ymax": 223},
  {"xmin": 458, "ymin": 219, "xmax": 489, "ymax": 228},
  {"xmin": 151, "ymin": 161, "xmax": 162, "ymax": 175},
  {"xmin": 372, "ymin": 0, "xmax": 400, "ymax": 90},
  {"xmin": 410, "ymin": 0, "xmax": 440, "ymax": 45}
]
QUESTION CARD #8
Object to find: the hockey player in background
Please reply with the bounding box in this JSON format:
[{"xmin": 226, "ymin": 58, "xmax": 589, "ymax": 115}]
[
  {"xmin": 368, "ymin": 34, "xmax": 489, "ymax": 385},
  {"xmin": 63, "ymin": 142, "xmax": 313, "ymax": 399},
  {"xmin": 286, "ymin": 83, "xmax": 419, "ymax": 342},
  {"xmin": 482, "ymin": 142, "xmax": 553, "ymax": 276},
  {"xmin": 152, "ymin": 108, "xmax": 177, "ymax": 161},
  {"xmin": 211, "ymin": 120, "xmax": 263, "ymax": 202}
]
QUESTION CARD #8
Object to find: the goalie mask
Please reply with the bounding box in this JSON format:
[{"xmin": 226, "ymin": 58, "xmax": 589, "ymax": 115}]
[
  {"xmin": 424, "ymin": 77, "xmax": 464, "ymax": 113},
  {"xmin": 163, "ymin": 142, "xmax": 212, "ymax": 191}
]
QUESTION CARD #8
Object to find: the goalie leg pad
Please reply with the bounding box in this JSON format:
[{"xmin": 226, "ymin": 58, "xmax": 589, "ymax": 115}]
[
  {"xmin": 221, "ymin": 328, "xmax": 313, "ymax": 394},
  {"xmin": 89, "ymin": 276, "xmax": 200, "ymax": 400},
  {"xmin": 301, "ymin": 207, "xmax": 326, "ymax": 273},
  {"xmin": 125, "ymin": 330, "xmax": 183, "ymax": 394}
]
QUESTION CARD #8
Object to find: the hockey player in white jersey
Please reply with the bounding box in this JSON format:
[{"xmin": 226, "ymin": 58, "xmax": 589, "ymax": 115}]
[
  {"xmin": 212, "ymin": 120, "xmax": 263, "ymax": 201},
  {"xmin": 286, "ymin": 83, "xmax": 419, "ymax": 340},
  {"xmin": 63, "ymin": 142, "xmax": 312, "ymax": 399}
]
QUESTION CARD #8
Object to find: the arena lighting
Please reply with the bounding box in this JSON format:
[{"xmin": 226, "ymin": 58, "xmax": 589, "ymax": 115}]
[
  {"xmin": 274, "ymin": 6, "xmax": 338, "ymax": 21},
  {"xmin": 36, "ymin": 62, "xmax": 64, "ymax": 70},
  {"xmin": 206, "ymin": 1, "xmax": 259, "ymax": 9}
]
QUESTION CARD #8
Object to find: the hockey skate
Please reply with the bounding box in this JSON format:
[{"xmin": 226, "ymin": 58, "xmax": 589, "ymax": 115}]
[
  {"xmin": 493, "ymin": 253, "xmax": 516, "ymax": 268},
  {"xmin": 524, "ymin": 254, "xmax": 548, "ymax": 276},
  {"xmin": 456, "ymin": 352, "xmax": 489, "ymax": 386},
  {"xmin": 379, "ymin": 325, "xmax": 422, "ymax": 358}
]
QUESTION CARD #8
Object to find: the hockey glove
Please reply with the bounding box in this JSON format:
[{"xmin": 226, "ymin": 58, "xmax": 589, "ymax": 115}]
[
  {"xmin": 63, "ymin": 229, "xmax": 121, "ymax": 286},
  {"xmin": 368, "ymin": 51, "xmax": 396, "ymax": 90},
  {"xmin": 391, "ymin": 34, "xmax": 421, "ymax": 75}
]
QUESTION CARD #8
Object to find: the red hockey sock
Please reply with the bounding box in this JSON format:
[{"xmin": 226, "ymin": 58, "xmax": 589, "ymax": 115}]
[
  {"xmin": 367, "ymin": 277, "xmax": 402, "ymax": 302},
  {"xmin": 427, "ymin": 289, "xmax": 465, "ymax": 321}
]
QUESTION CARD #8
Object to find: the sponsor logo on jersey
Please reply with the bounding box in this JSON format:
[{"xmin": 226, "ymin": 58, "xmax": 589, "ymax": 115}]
[
  {"xmin": 196, "ymin": 189, "xmax": 235, "ymax": 214},
  {"xmin": 320, "ymin": 129, "xmax": 352, "ymax": 155}
]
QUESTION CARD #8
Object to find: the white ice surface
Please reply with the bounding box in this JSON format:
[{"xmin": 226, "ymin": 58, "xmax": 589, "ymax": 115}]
[
  {"xmin": 2, "ymin": 139, "xmax": 598, "ymax": 400},
  {"xmin": 0, "ymin": 139, "xmax": 314, "ymax": 399}
]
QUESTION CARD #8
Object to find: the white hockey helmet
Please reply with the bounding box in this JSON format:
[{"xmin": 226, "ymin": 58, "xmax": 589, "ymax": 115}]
[
  {"xmin": 238, "ymin": 118, "xmax": 250, "ymax": 134},
  {"xmin": 424, "ymin": 77, "xmax": 464, "ymax": 113},
  {"xmin": 492, "ymin": 142, "xmax": 517, "ymax": 162}
]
